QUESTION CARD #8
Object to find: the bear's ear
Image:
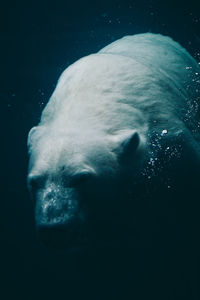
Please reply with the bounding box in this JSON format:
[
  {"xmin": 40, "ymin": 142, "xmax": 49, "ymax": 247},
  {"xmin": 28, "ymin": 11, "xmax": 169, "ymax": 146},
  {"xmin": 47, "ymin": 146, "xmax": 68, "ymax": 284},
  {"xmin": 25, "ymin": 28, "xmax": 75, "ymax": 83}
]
[
  {"xmin": 27, "ymin": 126, "xmax": 38, "ymax": 147},
  {"xmin": 112, "ymin": 130, "xmax": 140, "ymax": 160},
  {"xmin": 120, "ymin": 131, "xmax": 140, "ymax": 156}
]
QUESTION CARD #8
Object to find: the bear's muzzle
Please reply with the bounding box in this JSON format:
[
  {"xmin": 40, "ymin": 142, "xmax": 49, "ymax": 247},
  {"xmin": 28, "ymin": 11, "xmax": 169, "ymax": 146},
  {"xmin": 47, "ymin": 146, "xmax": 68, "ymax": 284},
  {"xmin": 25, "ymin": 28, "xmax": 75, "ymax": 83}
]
[{"xmin": 35, "ymin": 184, "xmax": 86, "ymax": 248}]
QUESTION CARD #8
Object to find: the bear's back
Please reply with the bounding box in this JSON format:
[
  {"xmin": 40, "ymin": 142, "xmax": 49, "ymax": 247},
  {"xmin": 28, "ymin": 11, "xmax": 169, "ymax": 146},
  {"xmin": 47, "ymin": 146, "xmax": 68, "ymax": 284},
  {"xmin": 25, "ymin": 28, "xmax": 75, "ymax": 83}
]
[
  {"xmin": 99, "ymin": 33, "xmax": 194, "ymax": 65},
  {"xmin": 99, "ymin": 33, "xmax": 199, "ymax": 92}
]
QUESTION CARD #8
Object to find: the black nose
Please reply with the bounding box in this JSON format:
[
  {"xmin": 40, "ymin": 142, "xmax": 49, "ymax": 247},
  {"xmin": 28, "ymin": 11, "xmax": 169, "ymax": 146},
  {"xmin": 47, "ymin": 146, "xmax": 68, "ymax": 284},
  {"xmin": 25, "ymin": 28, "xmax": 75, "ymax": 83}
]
[{"xmin": 36, "ymin": 219, "xmax": 83, "ymax": 249}]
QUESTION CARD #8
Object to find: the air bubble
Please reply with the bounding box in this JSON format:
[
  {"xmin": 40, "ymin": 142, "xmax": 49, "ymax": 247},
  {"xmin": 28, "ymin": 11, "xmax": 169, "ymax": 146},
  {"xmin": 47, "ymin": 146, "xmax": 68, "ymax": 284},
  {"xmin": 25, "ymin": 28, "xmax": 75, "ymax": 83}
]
[{"xmin": 161, "ymin": 129, "xmax": 168, "ymax": 136}]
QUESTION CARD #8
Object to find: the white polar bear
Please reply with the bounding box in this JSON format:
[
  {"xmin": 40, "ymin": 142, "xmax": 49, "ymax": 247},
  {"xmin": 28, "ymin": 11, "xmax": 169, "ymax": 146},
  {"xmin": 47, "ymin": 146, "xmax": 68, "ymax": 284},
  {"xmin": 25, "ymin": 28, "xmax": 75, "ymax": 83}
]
[{"xmin": 27, "ymin": 33, "xmax": 200, "ymax": 248}]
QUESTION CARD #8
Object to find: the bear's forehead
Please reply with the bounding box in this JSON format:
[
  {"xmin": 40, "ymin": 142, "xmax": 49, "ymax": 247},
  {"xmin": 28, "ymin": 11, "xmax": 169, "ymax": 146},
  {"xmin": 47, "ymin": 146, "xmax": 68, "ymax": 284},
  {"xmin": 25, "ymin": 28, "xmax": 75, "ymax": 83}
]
[
  {"xmin": 32, "ymin": 130, "xmax": 114, "ymax": 162},
  {"xmin": 28, "ymin": 127, "xmax": 118, "ymax": 179}
]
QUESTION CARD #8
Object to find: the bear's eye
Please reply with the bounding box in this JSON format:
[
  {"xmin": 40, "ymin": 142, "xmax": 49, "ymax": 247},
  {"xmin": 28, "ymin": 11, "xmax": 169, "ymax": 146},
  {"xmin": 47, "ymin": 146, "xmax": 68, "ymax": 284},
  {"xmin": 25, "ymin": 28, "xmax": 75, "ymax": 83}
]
[
  {"xmin": 27, "ymin": 175, "xmax": 45, "ymax": 190},
  {"xmin": 68, "ymin": 172, "xmax": 93, "ymax": 187}
]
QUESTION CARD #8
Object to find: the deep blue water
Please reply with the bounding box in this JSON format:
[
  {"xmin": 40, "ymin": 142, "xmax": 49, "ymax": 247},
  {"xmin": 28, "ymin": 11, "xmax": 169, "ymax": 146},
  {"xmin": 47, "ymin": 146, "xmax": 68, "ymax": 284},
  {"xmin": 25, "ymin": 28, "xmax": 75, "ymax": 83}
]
[{"xmin": 2, "ymin": 1, "xmax": 200, "ymax": 299}]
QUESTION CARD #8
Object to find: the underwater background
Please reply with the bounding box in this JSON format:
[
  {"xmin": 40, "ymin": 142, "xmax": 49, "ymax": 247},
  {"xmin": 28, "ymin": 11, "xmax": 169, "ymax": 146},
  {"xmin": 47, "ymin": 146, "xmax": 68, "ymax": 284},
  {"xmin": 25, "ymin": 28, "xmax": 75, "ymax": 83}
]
[{"xmin": 2, "ymin": 1, "xmax": 200, "ymax": 299}]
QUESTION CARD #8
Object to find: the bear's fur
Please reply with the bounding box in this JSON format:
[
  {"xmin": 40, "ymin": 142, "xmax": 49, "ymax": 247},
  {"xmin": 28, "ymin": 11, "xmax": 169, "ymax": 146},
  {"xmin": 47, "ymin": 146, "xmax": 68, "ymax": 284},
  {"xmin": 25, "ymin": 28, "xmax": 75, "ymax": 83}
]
[{"xmin": 27, "ymin": 33, "xmax": 200, "ymax": 248}]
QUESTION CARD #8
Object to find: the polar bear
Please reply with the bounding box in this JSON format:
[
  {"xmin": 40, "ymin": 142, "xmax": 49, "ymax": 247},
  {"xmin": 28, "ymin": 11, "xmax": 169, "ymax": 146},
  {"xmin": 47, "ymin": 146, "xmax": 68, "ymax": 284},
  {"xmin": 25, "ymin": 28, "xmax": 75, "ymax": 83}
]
[{"xmin": 27, "ymin": 33, "xmax": 200, "ymax": 248}]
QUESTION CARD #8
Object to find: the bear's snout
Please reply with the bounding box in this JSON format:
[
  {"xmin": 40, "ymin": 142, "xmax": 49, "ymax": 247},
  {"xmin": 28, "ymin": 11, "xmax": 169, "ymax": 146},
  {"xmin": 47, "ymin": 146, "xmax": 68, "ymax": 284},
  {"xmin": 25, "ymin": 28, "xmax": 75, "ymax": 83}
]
[{"xmin": 34, "ymin": 184, "xmax": 86, "ymax": 248}]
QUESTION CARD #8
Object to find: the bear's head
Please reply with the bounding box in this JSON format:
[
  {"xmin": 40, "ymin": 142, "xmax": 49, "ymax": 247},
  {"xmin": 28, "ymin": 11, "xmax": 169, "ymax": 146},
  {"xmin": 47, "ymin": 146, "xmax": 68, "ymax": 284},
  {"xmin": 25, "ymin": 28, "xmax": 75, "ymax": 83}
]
[{"xmin": 27, "ymin": 124, "xmax": 147, "ymax": 249}]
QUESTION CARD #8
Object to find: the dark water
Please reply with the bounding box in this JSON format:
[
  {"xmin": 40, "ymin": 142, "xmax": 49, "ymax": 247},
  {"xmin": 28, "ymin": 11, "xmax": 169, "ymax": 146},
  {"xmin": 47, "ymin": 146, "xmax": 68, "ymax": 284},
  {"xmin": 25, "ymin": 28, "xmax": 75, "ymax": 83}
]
[{"xmin": 2, "ymin": 1, "xmax": 200, "ymax": 299}]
